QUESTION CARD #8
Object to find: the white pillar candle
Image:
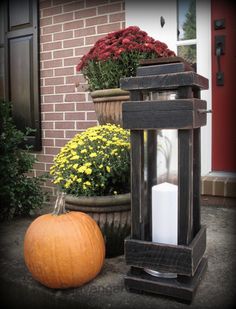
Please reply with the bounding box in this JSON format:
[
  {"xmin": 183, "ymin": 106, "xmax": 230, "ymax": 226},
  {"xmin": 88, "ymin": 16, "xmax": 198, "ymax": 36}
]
[
  {"xmin": 145, "ymin": 182, "xmax": 178, "ymax": 279},
  {"xmin": 152, "ymin": 182, "xmax": 178, "ymax": 245}
]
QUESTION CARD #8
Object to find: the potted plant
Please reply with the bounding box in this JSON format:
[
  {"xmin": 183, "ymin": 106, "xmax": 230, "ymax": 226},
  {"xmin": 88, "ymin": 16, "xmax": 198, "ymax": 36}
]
[
  {"xmin": 50, "ymin": 124, "xmax": 131, "ymax": 257},
  {"xmin": 76, "ymin": 26, "xmax": 175, "ymax": 125}
]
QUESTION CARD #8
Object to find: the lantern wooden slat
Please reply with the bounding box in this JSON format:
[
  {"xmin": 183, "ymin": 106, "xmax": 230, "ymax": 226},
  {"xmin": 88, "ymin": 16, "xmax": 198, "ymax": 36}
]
[
  {"xmin": 178, "ymin": 129, "xmax": 194, "ymax": 245},
  {"xmin": 136, "ymin": 62, "xmax": 191, "ymax": 76},
  {"xmin": 193, "ymin": 127, "xmax": 201, "ymax": 236},
  {"xmin": 129, "ymin": 90, "xmax": 145, "ymax": 241},
  {"xmin": 125, "ymin": 225, "xmax": 206, "ymax": 276},
  {"xmin": 192, "ymin": 88, "xmax": 202, "ymax": 236},
  {"xmin": 130, "ymin": 130, "xmax": 145, "ymax": 240},
  {"xmin": 122, "ymin": 99, "xmax": 207, "ymax": 129},
  {"xmin": 139, "ymin": 56, "xmax": 194, "ymax": 69},
  {"xmin": 121, "ymin": 58, "xmax": 208, "ymax": 302},
  {"xmin": 146, "ymin": 130, "xmax": 157, "ymax": 241}
]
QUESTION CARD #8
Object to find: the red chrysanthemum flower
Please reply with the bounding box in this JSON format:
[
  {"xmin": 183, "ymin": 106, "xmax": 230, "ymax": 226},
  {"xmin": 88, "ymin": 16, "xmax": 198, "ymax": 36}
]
[{"xmin": 76, "ymin": 26, "xmax": 176, "ymax": 90}]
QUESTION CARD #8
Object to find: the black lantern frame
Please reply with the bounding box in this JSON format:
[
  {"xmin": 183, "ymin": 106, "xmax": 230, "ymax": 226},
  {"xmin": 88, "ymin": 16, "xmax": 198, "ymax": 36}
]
[{"xmin": 121, "ymin": 58, "xmax": 209, "ymax": 302}]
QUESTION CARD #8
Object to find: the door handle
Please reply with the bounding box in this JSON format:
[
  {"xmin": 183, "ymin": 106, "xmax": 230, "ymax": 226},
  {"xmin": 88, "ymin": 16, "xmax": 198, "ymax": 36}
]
[{"xmin": 215, "ymin": 35, "xmax": 225, "ymax": 86}]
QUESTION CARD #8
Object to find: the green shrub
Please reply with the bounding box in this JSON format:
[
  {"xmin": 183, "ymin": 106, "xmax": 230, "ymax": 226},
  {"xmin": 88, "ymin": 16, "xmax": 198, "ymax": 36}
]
[{"xmin": 0, "ymin": 100, "xmax": 48, "ymax": 220}]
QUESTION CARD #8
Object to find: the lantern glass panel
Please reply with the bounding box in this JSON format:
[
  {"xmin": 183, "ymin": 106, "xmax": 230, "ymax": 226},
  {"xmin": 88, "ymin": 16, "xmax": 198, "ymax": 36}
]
[
  {"xmin": 143, "ymin": 90, "xmax": 178, "ymax": 186},
  {"xmin": 143, "ymin": 90, "xmax": 178, "ymax": 279},
  {"xmin": 157, "ymin": 129, "xmax": 178, "ymax": 185}
]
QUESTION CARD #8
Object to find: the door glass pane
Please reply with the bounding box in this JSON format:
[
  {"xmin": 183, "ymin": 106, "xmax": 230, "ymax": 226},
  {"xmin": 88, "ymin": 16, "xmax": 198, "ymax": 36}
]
[
  {"xmin": 177, "ymin": 0, "xmax": 196, "ymax": 40},
  {"xmin": 177, "ymin": 44, "xmax": 196, "ymax": 70}
]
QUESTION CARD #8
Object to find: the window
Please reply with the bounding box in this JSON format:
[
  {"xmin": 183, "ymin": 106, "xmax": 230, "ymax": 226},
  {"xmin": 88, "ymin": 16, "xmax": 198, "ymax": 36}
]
[
  {"xmin": 177, "ymin": 0, "xmax": 197, "ymax": 70},
  {"xmin": 0, "ymin": 0, "xmax": 41, "ymax": 150}
]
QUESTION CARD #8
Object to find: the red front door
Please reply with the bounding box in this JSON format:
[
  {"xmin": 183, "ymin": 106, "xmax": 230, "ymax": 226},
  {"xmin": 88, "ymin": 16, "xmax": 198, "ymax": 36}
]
[{"xmin": 211, "ymin": 0, "xmax": 236, "ymax": 172}]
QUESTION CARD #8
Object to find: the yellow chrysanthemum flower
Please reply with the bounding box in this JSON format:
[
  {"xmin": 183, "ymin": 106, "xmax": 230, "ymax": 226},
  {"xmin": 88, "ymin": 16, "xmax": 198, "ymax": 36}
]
[
  {"xmin": 85, "ymin": 168, "xmax": 92, "ymax": 175},
  {"xmin": 50, "ymin": 124, "xmax": 130, "ymax": 196},
  {"xmin": 78, "ymin": 165, "xmax": 86, "ymax": 173},
  {"xmin": 71, "ymin": 155, "xmax": 79, "ymax": 160}
]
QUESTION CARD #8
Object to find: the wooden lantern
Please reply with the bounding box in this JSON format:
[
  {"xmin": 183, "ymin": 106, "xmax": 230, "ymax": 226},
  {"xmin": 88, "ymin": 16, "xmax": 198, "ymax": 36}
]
[{"xmin": 121, "ymin": 58, "xmax": 209, "ymax": 302}]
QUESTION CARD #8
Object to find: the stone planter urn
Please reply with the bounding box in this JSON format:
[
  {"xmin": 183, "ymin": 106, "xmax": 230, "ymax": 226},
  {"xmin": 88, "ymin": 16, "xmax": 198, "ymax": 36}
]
[
  {"xmin": 65, "ymin": 193, "xmax": 131, "ymax": 258},
  {"xmin": 91, "ymin": 88, "xmax": 130, "ymax": 126}
]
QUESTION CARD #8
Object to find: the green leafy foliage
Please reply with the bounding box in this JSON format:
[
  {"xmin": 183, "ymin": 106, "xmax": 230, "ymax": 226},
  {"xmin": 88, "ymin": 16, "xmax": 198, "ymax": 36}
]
[
  {"xmin": 0, "ymin": 100, "xmax": 48, "ymax": 220},
  {"xmin": 82, "ymin": 51, "xmax": 157, "ymax": 91}
]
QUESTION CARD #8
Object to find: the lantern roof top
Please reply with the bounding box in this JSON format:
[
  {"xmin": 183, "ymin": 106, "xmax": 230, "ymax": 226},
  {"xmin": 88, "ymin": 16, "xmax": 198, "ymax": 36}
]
[{"xmin": 120, "ymin": 70, "xmax": 208, "ymax": 91}]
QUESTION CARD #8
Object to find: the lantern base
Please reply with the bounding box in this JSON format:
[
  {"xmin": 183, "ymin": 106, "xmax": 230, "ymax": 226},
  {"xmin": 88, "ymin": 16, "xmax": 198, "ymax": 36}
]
[{"xmin": 125, "ymin": 257, "xmax": 208, "ymax": 303}]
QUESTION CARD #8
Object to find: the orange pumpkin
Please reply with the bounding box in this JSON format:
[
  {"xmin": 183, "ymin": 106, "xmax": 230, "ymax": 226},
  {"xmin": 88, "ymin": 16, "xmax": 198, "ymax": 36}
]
[{"xmin": 24, "ymin": 192, "xmax": 105, "ymax": 289}]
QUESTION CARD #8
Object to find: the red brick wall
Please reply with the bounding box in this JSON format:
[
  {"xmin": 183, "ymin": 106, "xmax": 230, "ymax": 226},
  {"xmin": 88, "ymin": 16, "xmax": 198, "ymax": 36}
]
[{"xmin": 38, "ymin": 0, "xmax": 125, "ymax": 198}]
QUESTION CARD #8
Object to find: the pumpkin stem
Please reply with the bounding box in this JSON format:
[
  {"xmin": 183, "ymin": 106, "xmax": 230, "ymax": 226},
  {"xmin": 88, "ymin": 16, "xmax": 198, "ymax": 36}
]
[{"xmin": 52, "ymin": 191, "xmax": 66, "ymax": 215}]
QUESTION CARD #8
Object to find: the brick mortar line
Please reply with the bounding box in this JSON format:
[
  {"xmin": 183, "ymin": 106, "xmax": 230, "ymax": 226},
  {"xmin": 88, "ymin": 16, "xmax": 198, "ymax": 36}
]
[
  {"xmin": 40, "ymin": 1, "xmax": 124, "ymax": 14},
  {"xmin": 48, "ymin": 12, "xmax": 122, "ymax": 26}
]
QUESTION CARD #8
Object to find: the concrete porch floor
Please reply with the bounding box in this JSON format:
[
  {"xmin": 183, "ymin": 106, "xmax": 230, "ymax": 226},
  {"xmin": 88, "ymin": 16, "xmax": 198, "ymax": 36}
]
[{"xmin": 0, "ymin": 204, "xmax": 235, "ymax": 309}]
